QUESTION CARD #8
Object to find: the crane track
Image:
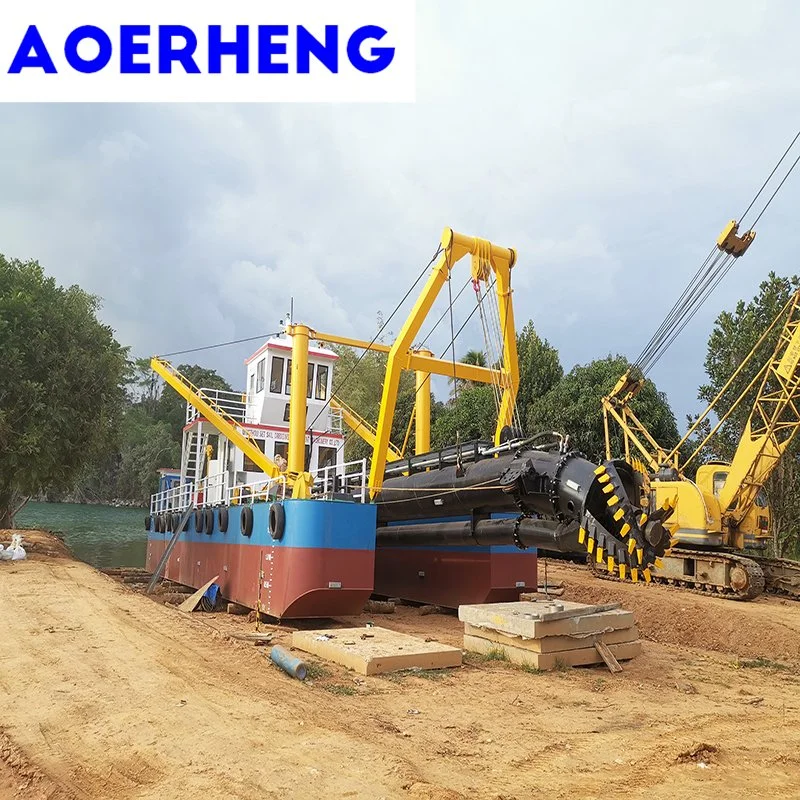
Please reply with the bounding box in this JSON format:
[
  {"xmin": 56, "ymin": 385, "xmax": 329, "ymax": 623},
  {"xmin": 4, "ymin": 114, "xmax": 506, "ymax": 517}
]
[
  {"xmin": 750, "ymin": 555, "xmax": 800, "ymax": 599},
  {"xmin": 589, "ymin": 548, "xmax": 765, "ymax": 600}
]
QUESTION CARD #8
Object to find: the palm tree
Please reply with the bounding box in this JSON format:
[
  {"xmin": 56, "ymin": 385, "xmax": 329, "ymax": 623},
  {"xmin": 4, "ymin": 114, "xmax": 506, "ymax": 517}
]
[{"xmin": 448, "ymin": 349, "xmax": 487, "ymax": 400}]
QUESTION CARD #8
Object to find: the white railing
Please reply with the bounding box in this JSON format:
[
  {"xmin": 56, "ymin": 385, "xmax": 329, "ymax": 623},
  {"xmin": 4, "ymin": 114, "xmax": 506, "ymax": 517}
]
[
  {"xmin": 185, "ymin": 388, "xmax": 249, "ymax": 425},
  {"xmin": 225, "ymin": 474, "xmax": 288, "ymax": 505},
  {"xmin": 150, "ymin": 482, "xmax": 194, "ymax": 515},
  {"xmin": 313, "ymin": 458, "xmax": 369, "ymax": 503},
  {"xmin": 150, "ymin": 459, "xmax": 370, "ymax": 517},
  {"xmin": 195, "ymin": 472, "xmax": 228, "ymax": 507}
]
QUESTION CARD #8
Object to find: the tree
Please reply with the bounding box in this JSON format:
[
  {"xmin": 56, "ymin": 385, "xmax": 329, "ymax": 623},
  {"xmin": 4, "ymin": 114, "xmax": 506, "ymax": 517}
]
[
  {"xmin": 432, "ymin": 385, "xmax": 497, "ymax": 447},
  {"xmin": 528, "ymin": 355, "xmax": 679, "ymax": 463},
  {"xmin": 0, "ymin": 257, "xmax": 128, "ymax": 528},
  {"xmin": 447, "ymin": 349, "xmax": 487, "ymax": 398},
  {"xmin": 515, "ymin": 321, "xmax": 563, "ymax": 424},
  {"xmin": 699, "ymin": 272, "xmax": 800, "ymax": 557}
]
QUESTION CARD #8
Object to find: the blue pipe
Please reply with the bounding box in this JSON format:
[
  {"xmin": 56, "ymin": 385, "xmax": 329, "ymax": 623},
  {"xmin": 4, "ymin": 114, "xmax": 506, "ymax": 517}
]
[{"xmin": 270, "ymin": 645, "xmax": 308, "ymax": 680}]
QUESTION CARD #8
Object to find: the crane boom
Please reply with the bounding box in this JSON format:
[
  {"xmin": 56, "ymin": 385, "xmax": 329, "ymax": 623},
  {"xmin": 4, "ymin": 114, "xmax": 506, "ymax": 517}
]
[{"xmin": 718, "ymin": 290, "xmax": 800, "ymax": 519}]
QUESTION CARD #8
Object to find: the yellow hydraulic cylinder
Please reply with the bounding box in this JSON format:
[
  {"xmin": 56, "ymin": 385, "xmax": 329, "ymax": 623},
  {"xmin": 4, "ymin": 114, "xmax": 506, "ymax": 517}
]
[
  {"xmin": 287, "ymin": 324, "xmax": 311, "ymax": 476},
  {"xmin": 415, "ymin": 350, "xmax": 432, "ymax": 455}
]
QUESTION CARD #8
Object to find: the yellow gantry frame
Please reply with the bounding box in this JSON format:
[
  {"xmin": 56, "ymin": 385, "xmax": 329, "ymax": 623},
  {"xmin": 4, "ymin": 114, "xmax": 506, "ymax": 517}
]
[{"xmin": 312, "ymin": 228, "xmax": 519, "ymax": 496}]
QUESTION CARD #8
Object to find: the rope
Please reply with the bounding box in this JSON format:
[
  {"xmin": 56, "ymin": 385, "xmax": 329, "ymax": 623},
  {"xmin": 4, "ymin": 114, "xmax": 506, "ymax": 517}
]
[{"xmin": 157, "ymin": 332, "xmax": 282, "ymax": 359}]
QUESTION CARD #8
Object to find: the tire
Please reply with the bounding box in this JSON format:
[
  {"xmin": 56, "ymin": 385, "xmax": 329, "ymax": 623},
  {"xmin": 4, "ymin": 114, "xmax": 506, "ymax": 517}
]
[
  {"xmin": 218, "ymin": 507, "xmax": 229, "ymax": 533},
  {"xmin": 268, "ymin": 502, "xmax": 285, "ymax": 541},
  {"xmin": 145, "ymin": 515, "xmax": 152, "ymax": 531},
  {"xmin": 156, "ymin": 515, "xmax": 165, "ymax": 533},
  {"xmin": 240, "ymin": 505, "xmax": 254, "ymax": 537},
  {"xmin": 194, "ymin": 508, "xmax": 205, "ymax": 534},
  {"xmin": 203, "ymin": 508, "xmax": 215, "ymax": 536}
]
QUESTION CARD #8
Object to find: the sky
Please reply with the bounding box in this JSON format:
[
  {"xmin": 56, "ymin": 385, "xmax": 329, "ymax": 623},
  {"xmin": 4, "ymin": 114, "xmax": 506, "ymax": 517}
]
[{"xmin": 2, "ymin": 0, "xmax": 800, "ymax": 427}]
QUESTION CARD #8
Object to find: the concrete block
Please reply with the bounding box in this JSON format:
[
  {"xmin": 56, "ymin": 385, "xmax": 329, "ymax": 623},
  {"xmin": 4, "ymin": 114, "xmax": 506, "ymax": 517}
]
[
  {"xmin": 459, "ymin": 601, "xmax": 634, "ymax": 639},
  {"xmin": 292, "ymin": 626, "xmax": 462, "ymax": 676},
  {"xmin": 463, "ymin": 622, "xmax": 639, "ymax": 653},
  {"xmin": 464, "ymin": 633, "xmax": 642, "ymax": 671}
]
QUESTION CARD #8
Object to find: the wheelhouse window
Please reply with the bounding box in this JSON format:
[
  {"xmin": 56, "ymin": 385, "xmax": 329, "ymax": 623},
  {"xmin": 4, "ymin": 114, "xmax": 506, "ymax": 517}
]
[
  {"xmin": 269, "ymin": 356, "xmax": 284, "ymax": 394},
  {"xmin": 274, "ymin": 441, "xmax": 311, "ymax": 466},
  {"xmin": 307, "ymin": 364, "xmax": 314, "ymax": 399},
  {"xmin": 249, "ymin": 373, "xmax": 255, "ymax": 398},
  {"xmin": 315, "ymin": 364, "xmax": 329, "ymax": 400},
  {"xmin": 256, "ymin": 358, "xmax": 266, "ymax": 392},
  {"xmin": 285, "ymin": 359, "xmax": 292, "ymax": 394},
  {"xmin": 318, "ymin": 445, "xmax": 337, "ymax": 469}
]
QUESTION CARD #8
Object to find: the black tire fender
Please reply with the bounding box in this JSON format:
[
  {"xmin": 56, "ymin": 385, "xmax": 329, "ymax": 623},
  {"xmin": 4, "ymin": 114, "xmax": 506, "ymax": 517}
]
[
  {"xmin": 218, "ymin": 506, "xmax": 229, "ymax": 533},
  {"xmin": 145, "ymin": 515, "xmax": 152, "ymax": 531},
  {"xmin": 194, "ymin": 508, "xmax": 205, "ymax": 534},
  {"xmin": 203, "ymin": 508, "xmax": 215, "ymax": 535},
  {"xmin": 240, "ymin": 505, "xmax": 254, "ymax": 537},
  {"xmin": 268, "ymin": 502, "xmax": 285, "ymax": 541}
]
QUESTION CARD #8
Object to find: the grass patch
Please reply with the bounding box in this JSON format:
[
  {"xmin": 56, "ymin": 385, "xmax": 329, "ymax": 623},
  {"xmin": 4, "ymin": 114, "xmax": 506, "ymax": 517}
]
[
  {"xmin": 517, "ymin": 662, "xmax": 543, "ymax": 675},
  {"xmin": 485, "ymin": 647, "xmax": 509, "ymax": 662},
  {"xmin": 323, "ymin": 683, "xmax": 357, "ymax": 696},
  {"xmin": 735, "ymin": 657, "xmax": 792, "ymax": 671},
  {"xmin": 304, "ymin": 662, "xmax": 330, "ymax": 680}
]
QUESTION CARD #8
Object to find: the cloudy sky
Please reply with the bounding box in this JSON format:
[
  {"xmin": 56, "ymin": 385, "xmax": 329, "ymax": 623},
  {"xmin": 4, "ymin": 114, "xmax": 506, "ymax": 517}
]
[{"xmin": 2, "ymin": 0, "xmax": 799, "ymax": 426}]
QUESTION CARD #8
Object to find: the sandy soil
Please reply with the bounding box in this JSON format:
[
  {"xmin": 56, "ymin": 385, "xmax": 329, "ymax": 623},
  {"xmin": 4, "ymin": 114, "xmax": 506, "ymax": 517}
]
[{"xmin": 2, "ymin": 535, "xmax": 800, "ymax": 800}]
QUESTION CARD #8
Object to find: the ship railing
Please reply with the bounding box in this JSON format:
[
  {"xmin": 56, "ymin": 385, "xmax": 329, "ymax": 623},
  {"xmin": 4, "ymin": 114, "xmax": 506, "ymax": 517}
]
[
  {"xmin": 226, "ymin": 474, "xmax": 288, "ymax": 505},
  {"xmin": 313, "ymin": 458, "xmax": 369, "ymax": 503},
  {"xmin": 194, "ymin": 471, "xmax": 228, "ymax": 507},
  {"xmin": 185, "ymin": 388, "xmax": 249, "ymax": 425},
  {"xmin": 150, "ymin": 482, "xmax": 195, "ymax": 515}
]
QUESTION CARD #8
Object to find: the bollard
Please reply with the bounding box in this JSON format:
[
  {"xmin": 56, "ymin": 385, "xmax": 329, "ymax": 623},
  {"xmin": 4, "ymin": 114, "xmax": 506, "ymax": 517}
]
[{"xmin": 270, "ymin": 645, "xmax": 308, "ymax": 680}]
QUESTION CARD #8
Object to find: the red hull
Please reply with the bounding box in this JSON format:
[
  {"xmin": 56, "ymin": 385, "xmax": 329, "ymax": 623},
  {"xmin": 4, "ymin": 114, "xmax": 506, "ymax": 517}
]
[
  {"xmin": 147, "ymin": 539, "xmax": 374, "ymax": 618},
  {"xmin": 374, "ymin": 547, "xmax": 538, "ymax": 608}
]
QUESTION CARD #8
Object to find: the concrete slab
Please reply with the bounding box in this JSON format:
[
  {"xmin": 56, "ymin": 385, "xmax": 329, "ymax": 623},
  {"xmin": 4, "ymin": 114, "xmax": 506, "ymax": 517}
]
[
  {"xmin": 464, "ymin": 633, "xmax": 642, "ymax": 671},
  {"xmin": 292, "ymin": 626, "xmax": 462, "ymax": 676},
  {"xmin": 463, "ymin": 622, "xmax": 639, "ymax": 653},
  {"xmin": 459, "ymin": 601, "xmax": 634, "ymax": 638}
]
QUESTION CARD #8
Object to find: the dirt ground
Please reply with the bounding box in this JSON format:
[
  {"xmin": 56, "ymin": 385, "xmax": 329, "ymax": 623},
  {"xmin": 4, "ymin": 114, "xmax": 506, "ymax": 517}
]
[{"xmin": 2, "ymin": 534, "xmax": 800, "ymax": 800}]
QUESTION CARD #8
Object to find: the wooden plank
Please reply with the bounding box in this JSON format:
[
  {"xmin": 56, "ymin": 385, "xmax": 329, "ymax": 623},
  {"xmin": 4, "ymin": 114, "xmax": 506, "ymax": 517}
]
[
  {"xmin": 594, "ymin": 640, "xmax": 624, "ymax": 673},
  {"xmin": 177, "ymin": 575, "xmax": 219, "ymax": 613},
  {"xmin": 292, "ymin": 627, "xmax": 462, "ymax": 676},
  {"xmin": 463, "ymin": 623, "xmax": 638, "ymax": 654},
  {"xmin": 464, "ymin": 633, "xmax": 641, "ymax": 671}
]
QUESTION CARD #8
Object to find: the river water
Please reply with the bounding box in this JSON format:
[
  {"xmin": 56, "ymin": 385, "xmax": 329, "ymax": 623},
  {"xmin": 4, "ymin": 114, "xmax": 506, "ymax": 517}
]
[{"xmin": 15, "ymin": 502, "xmax": 148, "ymax": 569}]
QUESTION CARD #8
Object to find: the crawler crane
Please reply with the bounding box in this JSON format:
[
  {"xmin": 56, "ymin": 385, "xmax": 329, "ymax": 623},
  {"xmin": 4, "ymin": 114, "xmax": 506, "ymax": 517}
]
[{"xmin": 603, "ymin": 283, "xmax": 800, "ymax": 600}]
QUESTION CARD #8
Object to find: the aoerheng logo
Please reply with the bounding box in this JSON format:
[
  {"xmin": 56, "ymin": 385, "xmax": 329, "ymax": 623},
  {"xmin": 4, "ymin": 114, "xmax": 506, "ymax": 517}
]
[{"xmin": 6, "ymin": 23, "xmax": 395, "ymax": 75}]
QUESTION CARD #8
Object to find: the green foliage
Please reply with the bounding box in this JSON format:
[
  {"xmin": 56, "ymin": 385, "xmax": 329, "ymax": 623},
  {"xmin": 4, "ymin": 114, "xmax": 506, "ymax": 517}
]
[
  {"xmin": 516, "ymin": 321, "xmax": 563, "ymax": 416},
  {"xmin": 699, "ymin": 272, "xmax": 800, "ymax": 557},
  {"xmin": 0, "ymin": 256, "xmax": 128, "ymax": 526},
  {"xmin": 434, "ymin": 321, "xmax": 562, "ymax": 447},
  {"xmin": 528, "ymin": 355, "xmax": 679, "ymax": 463},
  {"xmin": 432, "ymin": 385, "xmax": 497, "ymax": 447}
]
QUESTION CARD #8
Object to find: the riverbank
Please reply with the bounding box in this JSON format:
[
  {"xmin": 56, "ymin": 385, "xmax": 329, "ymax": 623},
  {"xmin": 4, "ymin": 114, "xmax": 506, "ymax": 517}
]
[{"xmin": 2, "ymin": 530, "xmax": 800, "ymax": 799}]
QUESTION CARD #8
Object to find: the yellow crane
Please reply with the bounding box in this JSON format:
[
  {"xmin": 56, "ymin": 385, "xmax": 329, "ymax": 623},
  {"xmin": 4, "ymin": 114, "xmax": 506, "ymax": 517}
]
[{"xmin": 602, "ymin": 284, "xmax": 800, "ymax": 599}]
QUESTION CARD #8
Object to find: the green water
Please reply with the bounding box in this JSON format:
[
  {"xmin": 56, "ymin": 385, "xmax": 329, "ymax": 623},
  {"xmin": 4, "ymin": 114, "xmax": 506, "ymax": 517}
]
[{"xmin": 16, "ymin": 501, "xmax": 148, "ymax": 569}]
